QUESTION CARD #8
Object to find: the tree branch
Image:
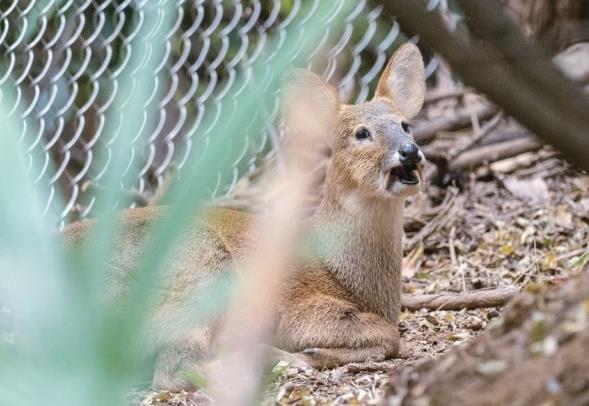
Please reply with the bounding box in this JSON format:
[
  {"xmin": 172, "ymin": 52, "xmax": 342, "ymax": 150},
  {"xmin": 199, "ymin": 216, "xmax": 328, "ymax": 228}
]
[
  {"xmin": 401, "ymin": 287, "xmax": 520, "ymax": 311},
  {"xmin": 380, "ymin": 0, "xmax": 589, "ymax": 171}
]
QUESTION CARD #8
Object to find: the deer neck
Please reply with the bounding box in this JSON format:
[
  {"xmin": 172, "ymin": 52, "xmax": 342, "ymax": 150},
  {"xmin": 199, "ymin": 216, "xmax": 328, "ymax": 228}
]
[{"xmin": 313, "ymin": 170, "xmax": 405, "ymax": 325}]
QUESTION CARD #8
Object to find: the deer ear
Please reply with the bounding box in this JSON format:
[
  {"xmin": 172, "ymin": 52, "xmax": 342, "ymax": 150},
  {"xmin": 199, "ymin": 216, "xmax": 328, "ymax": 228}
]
[
  {"xmin": 375, "ymin": 43, "xmax": 425, "ymax": 119},
  {"xmin": 282, "ymin": 69, "xmax": 341, "ymax": 146}
]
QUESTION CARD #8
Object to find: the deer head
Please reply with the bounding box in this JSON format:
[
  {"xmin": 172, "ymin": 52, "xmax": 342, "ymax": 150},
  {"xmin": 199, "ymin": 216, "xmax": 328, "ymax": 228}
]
[{"xmin": 288, "ymin": 43, "xmax": 427, "ymax": 205}]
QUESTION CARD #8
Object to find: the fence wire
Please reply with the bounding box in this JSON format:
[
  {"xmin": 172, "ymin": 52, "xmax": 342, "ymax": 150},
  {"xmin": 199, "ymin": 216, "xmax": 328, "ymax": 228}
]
[{"xmin": 0, "ymin": 0, "xmax": 449, "ymax": 227}]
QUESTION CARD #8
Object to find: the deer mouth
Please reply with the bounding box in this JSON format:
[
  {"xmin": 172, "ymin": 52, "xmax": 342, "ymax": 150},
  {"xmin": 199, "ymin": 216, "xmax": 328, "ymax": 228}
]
[
  {"xmin": 392, "ymin": 165, "xmax": 418, "ymax": 185},
  {"xmin": 387, "ymin": 163, "xmax": 424, "ymax": 191},
  {"xmin": 387, "ymin": 165, "xmax": 422, "ymax": 188}
]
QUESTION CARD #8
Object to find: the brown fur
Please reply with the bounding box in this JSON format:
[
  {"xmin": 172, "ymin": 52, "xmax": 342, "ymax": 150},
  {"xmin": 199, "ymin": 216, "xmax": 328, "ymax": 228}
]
[{"xmin": 62, "ymin": 43, "xmax": 426, "ymax": 390}]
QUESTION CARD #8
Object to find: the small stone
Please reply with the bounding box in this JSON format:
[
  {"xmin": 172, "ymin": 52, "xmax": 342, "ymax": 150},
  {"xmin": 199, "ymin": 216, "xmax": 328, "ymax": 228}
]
[
  {"xmin": 187, "ymin": 391, "xmax": 212, "ymax": 405},
  {"xmin": 285, "ymin": 367, "xmax": 299, "ymax": 377},
  {"xmin": 467, "ymin": 317, "xmax": 484, "ymax": 331},
  {"xmin": 425, "ymin": 315, "xmax": 439, "ymax": 326},
  {"xmin": 276, "ymin": 382, "xmax": 296, "ymax": 401},
  {"xmin": 471, "ymin": 279, "xmax": 485, "ymax": 289},
  {"xmin": 486, "ymin": 310, "xmax": 501, "ymax": 320},
  {"xmin": 545, "ymin": 377, "xmax": 562, "ymax": 395},
  {"xmin": 542, "ymin": 336, "xmax": 558, "ymax": 356}
]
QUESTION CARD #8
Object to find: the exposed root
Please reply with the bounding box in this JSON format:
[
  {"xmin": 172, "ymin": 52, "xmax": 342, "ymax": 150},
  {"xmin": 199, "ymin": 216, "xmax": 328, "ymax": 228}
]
[{"xmin": 402, "ymin": 286, "xmax": 520, "ymax": 311}]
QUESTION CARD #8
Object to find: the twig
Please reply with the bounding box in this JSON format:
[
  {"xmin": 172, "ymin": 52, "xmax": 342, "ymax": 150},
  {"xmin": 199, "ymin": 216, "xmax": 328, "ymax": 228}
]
[
  {"xmin": 555, "ymin": 247, "xmax": 588, "ymax": 262},
  {"xmin": 413, "ymin": 104, "xmax": 498, "ymax": 143},
  {"xmin": 467, "ymin": 99, "xmax": 481, "ymax": 133},
  {"xmin": 450, "ymin": 136, "xmax": 542, "ymax": 170},
  {"xmin": 404, "ymin": 189, "xmax": 461, "ymax": 251},
  {"xmin": 532, "ymin": 236, "xmax": 541, "ymax": 279},
  {"xmin": 424, "ymin": 88, "xmax": 467, "ymax": 104},
  {"xmin": 448, "ymin": 112, "xmax": 504, "ymax": 160},
  {"xmin": 380, "ymin": 0, "xmax": 589, "ymax": 171},
  {"xmin": 489, "ymin": 149, "xmax": 556, "ymax": 174},
  {"xmin": 514, "ymin": 157, "xmax": 563, "ymax": 178},
  {"xmin": 459, "ymin": 263, "xmax": 467, "ymax": 293},
  {"xmin": 541, "ymin": 166, "xmax": 570, "ymax": 179},
  {"xmin": 447, "ymin": 226, "xmax": 466, "ymax": 300},
  {"xmin": 448, "ymin": 225, "xmax": 457, "ymax": 268},
  {"xmin": 401, "ymin": 287, "xmax": 520, "ymax": 311},
  {"xmin": 346, "ymin": 362, "xmax": 395, "ymax": 374}
]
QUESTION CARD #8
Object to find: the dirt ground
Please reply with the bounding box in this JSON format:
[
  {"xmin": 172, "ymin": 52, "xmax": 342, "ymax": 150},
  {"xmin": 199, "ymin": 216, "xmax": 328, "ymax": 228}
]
[
  {"xmin": 136, "ymin": 153, "xmax": 589, "ymax": 405},
  {"xmin": 266, "ymin": 166, "xmax": 589, "ymax": 405},
  {"xmin": 137, "ymin": 51, "xmax": 589, "ymax": 403},
  {"xmin": 384, "ymin": 269, "xmax": 589, "ymax": 405}
]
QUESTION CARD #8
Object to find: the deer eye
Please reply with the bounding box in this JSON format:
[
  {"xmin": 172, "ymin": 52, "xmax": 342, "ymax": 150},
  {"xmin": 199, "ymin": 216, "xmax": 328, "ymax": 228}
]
[
  {"xmin": 401, "ymin": 121, "xmax": 410, "ymax": 132},
  {"xmin": 355, "ymin": 127, "xmax": 371, "ymax": 140}
]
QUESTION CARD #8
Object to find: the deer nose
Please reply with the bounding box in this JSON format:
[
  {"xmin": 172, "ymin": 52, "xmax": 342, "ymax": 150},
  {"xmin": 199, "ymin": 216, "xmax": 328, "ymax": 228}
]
[{"xmin": 399, "ymin": 143, "xmax": 421, "ymax": 167}]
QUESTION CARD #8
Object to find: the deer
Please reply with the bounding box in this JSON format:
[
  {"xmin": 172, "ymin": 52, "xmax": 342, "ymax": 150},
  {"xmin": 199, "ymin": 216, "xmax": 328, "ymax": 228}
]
[{"xmin": 62, "ymin": 43, "xmax": 427, "ymax": 390}]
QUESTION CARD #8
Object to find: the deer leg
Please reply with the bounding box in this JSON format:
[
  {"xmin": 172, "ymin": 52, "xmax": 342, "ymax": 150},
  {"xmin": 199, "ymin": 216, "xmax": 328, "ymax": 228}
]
[
  {"xmin": 276, "ymin": 294, "xmax": 400, "ymax": 365},
  {"xmin": 263, "ymin": 344, "xmax": 387, "ymax": 370},
  {"xmin": 296, "ymin": 346, "xmax": 387, "ymax": 369},
  {"xmin": 153, "ymin": 344, "xmax": 204, "ymax": 390},
  {"xmin": 151, "ymin": 323, "xmax": 220, "ymax": 390}
]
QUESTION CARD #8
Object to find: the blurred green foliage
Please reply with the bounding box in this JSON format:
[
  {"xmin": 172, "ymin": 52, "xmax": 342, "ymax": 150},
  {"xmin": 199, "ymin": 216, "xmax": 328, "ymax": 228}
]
[
  {"xmin": 0, "ymin": 0, "xmax": 426, "ymax": 226},
  {"xmin": 0, "ymin": 1, "xmax": 349, "ymax": 405}
]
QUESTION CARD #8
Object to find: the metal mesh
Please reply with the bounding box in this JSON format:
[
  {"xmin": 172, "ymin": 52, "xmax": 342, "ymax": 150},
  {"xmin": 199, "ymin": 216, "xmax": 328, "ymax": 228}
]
[{"xmin": 1, "ymin": 0, "xmax": 448, "ymax": 227}]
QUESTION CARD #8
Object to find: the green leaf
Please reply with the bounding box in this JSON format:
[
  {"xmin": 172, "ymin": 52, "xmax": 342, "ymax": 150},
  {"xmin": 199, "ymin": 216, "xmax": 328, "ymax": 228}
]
[{"xmin": 568, "ymin": 251, "xmax": 589, "ymax": 269}]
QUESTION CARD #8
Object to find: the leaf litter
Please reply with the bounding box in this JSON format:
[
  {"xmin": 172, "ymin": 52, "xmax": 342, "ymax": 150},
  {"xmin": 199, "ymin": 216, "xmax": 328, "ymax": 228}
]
[{"xmin": 136, "ymin": 158, "xmax": 588, "ymax": 405}]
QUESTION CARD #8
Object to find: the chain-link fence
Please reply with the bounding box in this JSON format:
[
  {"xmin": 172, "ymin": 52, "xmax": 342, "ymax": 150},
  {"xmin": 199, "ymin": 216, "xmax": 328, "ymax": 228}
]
[{"xmin": 1, "ymin": 0, "xmax": 450, "ymax": 228}]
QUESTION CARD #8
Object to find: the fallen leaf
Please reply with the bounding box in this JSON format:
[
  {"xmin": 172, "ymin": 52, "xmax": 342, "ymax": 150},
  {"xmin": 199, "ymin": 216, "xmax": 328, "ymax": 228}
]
[
  {"xmin": 399, "ymin": 310, "xmax": 412, "ymax": 322},
  {"xmin": 402, "ymin": 244, "xmax": 423, "ymax": 278},
  {"xmin": 520, "ymin": 226, "xmax": 536, "ymax": 245},
  {"xmin": 529, "ymin": 312, "xmax": 549, "ymax": 342},
  {"xmin": 477, "ymin": 360, "xmax": 506, "ymax": 376},
  {"xmin": 553, "ymin": 206, "xmax": 573, "ymax": 229},
  {"xmin": 503, "ymin": 176, "xmax": 550, "ymax": 203},
  {"xmin": 499, "ymin": 243, "xmax": 515, "ymax": 256},
  {"xmin": 448, "ymin": 333, "xmax": 468, "ymax": 342},
  {"xmin": 553, "ymin": 42, "xmax": 589, "ymax": 82},
  {"xmin": 569, "ymin": 251, "xmax": 589, "ymax": 269},
  {"xmin": 425, "ymin": 314, "xmax": 439, "ymax": 326},
  {"xmin": 540, "ymin": 251, "xmax": 556, "ymax": 271},
  {"xmin": 542, "ymin": 336, "xmax": 558, "ymax": 356}
]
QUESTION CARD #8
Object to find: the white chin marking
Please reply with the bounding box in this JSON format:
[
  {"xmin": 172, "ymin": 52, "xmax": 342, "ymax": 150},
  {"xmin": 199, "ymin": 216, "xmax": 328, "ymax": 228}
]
[{"xmin": 388, "ymin": 180, "xmax": 419, "ymax": 196}]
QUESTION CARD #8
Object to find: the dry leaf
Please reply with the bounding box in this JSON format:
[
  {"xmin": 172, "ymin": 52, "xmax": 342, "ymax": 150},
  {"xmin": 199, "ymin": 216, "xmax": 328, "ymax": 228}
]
[
  {"xmin": 477, "ymin": 360, "xmax": 506, "ymax": 376},
  {"xmin": 503, "ymin": 176, "xmax": 550, "ymax": 203},
  {"xmin": 553, "ymin": 206, "xmax": 573, "ymax": 229},
  {"xmin": 402, "ymin": 244, "xmax": 424, "ymax": 278},
  {"xmin": 553, "ymin": 42, "xmax": 589, "ymax": 83}
]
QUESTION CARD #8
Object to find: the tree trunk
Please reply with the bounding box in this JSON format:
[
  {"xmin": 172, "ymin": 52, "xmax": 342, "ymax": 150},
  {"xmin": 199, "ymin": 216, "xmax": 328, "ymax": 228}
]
[
  {"xmin": 501, "ymin": 0, "xmax": 589, "ymax": 52},
  {"xmin": 384, "ymin": 266, "xmax": 589, "ymax": 405}
]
